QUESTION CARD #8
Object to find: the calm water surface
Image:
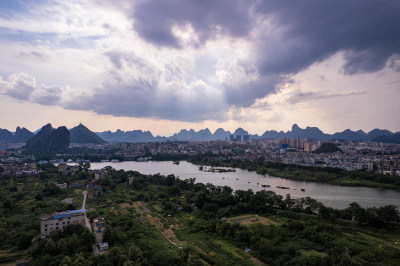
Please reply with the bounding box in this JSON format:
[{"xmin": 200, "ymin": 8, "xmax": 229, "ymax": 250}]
[{"xmin": 90, "ymin": 161, "xmax": 400, "ymax": 209}]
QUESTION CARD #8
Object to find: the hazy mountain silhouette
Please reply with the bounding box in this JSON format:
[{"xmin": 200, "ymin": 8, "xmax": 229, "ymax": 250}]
[
  {"xmin": 14, "ymin": 127, "xmax": 35, "ymax": 143},
  {"xmin": 2, "ymin": 123, "xmax": 398, "ymax": 144},
  {"xmin": 0, "ymin": 128, "xmax": 15, "ymax": 142},
  {"xmin": 93, "ymin": 124, "xmax": 398, "ymax": 143},
  {"xmin": 373, "ymin": 133, "xmax": 400, "ymax": 144},
  {"xmin": 70, "ymin": 124, "xmax": 107, "ymax": 144},
  {"xmin": 0, "ymin": 127, "xmax": 34, "ymax": 143},
  {"xmin": 97, "ymin": 129, "xmax": 164, "ymax": 142}
]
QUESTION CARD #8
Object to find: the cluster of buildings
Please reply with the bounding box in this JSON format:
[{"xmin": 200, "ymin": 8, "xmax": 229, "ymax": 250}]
[
  {"xmin": 0, "ymin": 162, "xmax": 38, "ymax": 176},
  {"xmin": 1, "ymin": 138, "xmax": 400, "ymax": 177},
  {"xmin": 229, "ymin": 134, "xmax": 250, "ymax": 142},
  {"xmin": 114, "ymin": 139, "xmax": 400, "ymax": 175}
]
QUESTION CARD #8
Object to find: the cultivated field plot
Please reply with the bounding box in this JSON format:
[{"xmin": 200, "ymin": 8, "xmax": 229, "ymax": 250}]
[{"xmin": 227, "ymin": 214, "xmax": 280, "ymax": 226}]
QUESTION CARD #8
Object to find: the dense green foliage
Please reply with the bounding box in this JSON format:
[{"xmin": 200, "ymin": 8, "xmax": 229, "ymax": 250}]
[
  {"xmin": 1, "ymin": 164, "xmax": 400, "ymax": 265},
  {"xmin": 0, "ymin": 164, "xmax": 85, "ymax": 264},
  {"xmin": 31, "ymin": 225, "xmax": 95, "ymax": 266}
]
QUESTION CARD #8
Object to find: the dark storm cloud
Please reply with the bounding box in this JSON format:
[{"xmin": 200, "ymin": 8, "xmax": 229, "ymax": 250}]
[
  {"xmin": 133, "ymin": 0, "xmax": 254, "ymax": 48},
  {"xmin": 134, "ymin": 0, "xmax": 400, "ymax": 75},
  {"xmin": 254, "ymin": 0, "xmax": 400, "ymax": 75}
]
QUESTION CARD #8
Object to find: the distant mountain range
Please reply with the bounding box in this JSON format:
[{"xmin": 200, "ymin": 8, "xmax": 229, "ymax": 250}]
[
  {"xmin": 96, "ymin": 124, "xmax": 399, "ymax": 143},
  {"xmin": 96, "ymin": 129, "xmax": 163, "ymax": 143},
  {"xmin": 0, "ymin": 127, "xmax": 35, "ymax": 143},
  {"xmin": 1, "ymin": 123, "xmax": 399, "ymax": 144},
  {"xmin": 260, "ymin": 124, "xmax": 399, "ymax": 143}
]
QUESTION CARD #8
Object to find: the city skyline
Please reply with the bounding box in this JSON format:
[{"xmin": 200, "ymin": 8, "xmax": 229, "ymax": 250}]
[{"xmin": 0, "ymin": 1, "xmax": 399, "ymax": 136}]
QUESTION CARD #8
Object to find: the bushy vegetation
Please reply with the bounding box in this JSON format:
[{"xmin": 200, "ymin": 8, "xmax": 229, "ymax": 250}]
[
  {"xmin": 0, "ymin": 164, "xmax": 89, "ymax": 264},
  {"xmin": 1, "ymin": 164, "xmax": 400, "ymax": 265}
]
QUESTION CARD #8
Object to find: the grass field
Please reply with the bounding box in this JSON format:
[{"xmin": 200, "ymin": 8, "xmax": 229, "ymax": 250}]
[{"xmin": 227, "ymin": 214, "xmax": 280, "ymax": 226}]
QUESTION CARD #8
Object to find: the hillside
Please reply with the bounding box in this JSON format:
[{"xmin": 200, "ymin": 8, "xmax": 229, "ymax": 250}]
[
  {"xmin": 14, "ymin": 126, "xmax": 35, "ymax": 143},
  {"xmin": 23, "ymin": 124, "xmax": 70, "ymax": 154},
  {"xmin": 0, "ymin": 128, "xmax": 14, "ymax": 142},
  {"xmin": 373, "ymin": 132, "xmax": 400, "ymax": 144},
  {"xmin": 70, "ymin": 124, "xmax": 107, "ymax": 144}
]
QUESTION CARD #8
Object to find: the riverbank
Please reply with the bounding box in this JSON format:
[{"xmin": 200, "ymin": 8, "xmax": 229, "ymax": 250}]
[
  {"xmin": 90, "ymin": 160, "xmax": 400, "ymax": 209},
  {"xmin": 184, "ymin": 158, "xmax": 400, "ymax": 190}
]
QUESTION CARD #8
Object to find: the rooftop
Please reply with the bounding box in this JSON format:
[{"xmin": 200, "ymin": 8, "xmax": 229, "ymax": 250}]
[{"xmin": 41, "ymin": 209, "xmax": 86, "ymax": 220}]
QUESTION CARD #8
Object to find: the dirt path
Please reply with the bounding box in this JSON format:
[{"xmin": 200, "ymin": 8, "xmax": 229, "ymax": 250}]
[
  {"xmin": 133, "ymin": 201, "xmax": 151, "ymax": 213},
  {"xmin": 250, "ymin": 256, "xmax": 267, "ymax": 265},
  {"xmin": 145, "ymin": 213, "xmax": 186, "ymax": 246}
]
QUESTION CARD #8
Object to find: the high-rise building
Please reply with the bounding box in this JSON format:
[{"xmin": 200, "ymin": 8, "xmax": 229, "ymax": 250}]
[
  {"xmin": 229, "ymin": 135, "xmax": 235, "ymax": 141},
  {"xmin": 236, "ymin": 135, "xmax": 242, "ymax": 142},
  {"xmin": 304, "ymin": 142, "xmax": 312, "ymax": 152},
  {"xmin": 243, "ymin": 135, "xmax": 250, "ymax": 142}
]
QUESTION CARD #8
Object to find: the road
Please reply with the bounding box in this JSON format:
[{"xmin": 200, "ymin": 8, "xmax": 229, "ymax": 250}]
[
  {"xmin": 82, "ymin": 190, "xmax": 92, "ymax": 232},
  {"xmin": 82, "ymin": 190, "xmax": 87, "ymax": 209},
  {"xmin": 82, "ymin": 190, "xmax": 100, "ymax": 255}
]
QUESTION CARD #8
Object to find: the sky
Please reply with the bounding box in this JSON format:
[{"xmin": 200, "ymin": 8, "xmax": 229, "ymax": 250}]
[{"xmin": 0, "ymin": 0, "xmax": 399, "ymax": 136}]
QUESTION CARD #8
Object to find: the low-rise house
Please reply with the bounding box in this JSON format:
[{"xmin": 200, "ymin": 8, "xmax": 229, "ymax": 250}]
[
  {"xmin": 93, "ymin": 217, "xmax": 106, "ymax": 232},
  {"xmin": 58, "ymin": 163, "xmax": 68, "ymax": 173},
  {"xmin": 40, "ymin": 209, "xmax": 86, "ymax": 237},
  {"xmin": 91, "ymin": 168, "xmax": 107, "ymax": 180},
  {"xmin": 56, "ymin": 183, "xmax": 68, "ymax": 189},
  {"xmin": 99, "ymin": 242, "xmax": 109, "ymax": 251},
  {"xmin": 87, "ymin": 181, "xmax": 102, "ymax": 198}
]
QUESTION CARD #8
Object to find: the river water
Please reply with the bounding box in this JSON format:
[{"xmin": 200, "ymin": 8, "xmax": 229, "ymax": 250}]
[{"xmin": 90, "ymin": 161, "xmax": 400, "ymax": 209}]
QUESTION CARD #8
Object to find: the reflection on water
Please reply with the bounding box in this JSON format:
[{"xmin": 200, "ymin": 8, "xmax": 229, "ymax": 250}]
[{"xmin": 90, "ymin": 161, "xmax": 400, "ymax": 209}]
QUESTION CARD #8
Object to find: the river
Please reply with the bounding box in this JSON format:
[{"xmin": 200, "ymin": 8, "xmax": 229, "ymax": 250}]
[{"xmin": 90, "ymin": 160, "xmax": 400, "ymax": 209}]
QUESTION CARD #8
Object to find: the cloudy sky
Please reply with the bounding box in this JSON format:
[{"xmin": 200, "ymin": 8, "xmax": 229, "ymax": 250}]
[{"xmin": 0, "ymin": 0, "xmax": 399, "ymax": 136}]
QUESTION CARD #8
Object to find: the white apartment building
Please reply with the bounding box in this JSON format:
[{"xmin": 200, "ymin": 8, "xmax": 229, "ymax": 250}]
[{"xmin": 40, "ymin": 209, "xmax": 86, "ymax": 237}]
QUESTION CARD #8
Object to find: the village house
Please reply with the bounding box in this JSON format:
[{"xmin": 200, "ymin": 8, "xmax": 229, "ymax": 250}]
[
  {"xmin": 93, "ymin": 217, "xmax": 106, "ymax": 232},
  {"xmin": 87, "ymin": 181, "xmax": 102, "ymax": 198},
  {"xmin": 58, "ymin": 163, "xmax": 79, "ymax": 175},
  {"xmin": 55, "ymin": 183, "xmax": 68, "ymax": 189},
  {"xmin": 40, "ymin": 209, "xmax": 86, "ymax": 237}
]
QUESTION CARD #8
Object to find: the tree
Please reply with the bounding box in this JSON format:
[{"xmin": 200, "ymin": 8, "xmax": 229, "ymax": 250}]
[
  {"xmin": 2, "ymin": 199, "xmax": 12, "ymax": 210},
  {"xmin": 72, "ymin": 252, "xmax": 87, "ymax": 266},
  {"xmin": 60, "ymin": 255, "xmax": 73, "ymax": 266},
  {"xmin": 17, "ymin": 233, "xmax": 33, "ymax": 249},
  {"xmin": 44, "ymin": 239, "xmax": 57, "ymax": 255},
  {"xmin": 128, "ymin": 244, "xmax": 144, "ymax": 264},
  {"xmin": 234, "ymin": 189, "xmax": 254, "ymax": 203},
  {"xmin": 377, "ymin": 205, "xmax": 399, "ymax": 227}
]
